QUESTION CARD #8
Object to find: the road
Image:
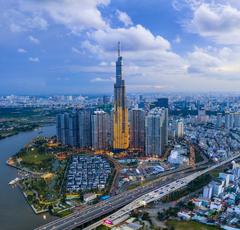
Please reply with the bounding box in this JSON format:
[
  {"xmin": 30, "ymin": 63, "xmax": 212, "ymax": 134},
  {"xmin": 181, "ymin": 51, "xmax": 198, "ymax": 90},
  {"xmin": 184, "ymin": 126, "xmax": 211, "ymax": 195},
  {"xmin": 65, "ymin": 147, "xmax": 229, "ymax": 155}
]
[
  {"xmin": 85, "ymin": 152, "xmax": 240, "ymax": 229},
  {"xmin": 36, "ymin": 153, "xmax": 240, "ymax": 230},
  {"xmin": 36, "ymin": 170, "xmax": 192, "ymax": 230}
]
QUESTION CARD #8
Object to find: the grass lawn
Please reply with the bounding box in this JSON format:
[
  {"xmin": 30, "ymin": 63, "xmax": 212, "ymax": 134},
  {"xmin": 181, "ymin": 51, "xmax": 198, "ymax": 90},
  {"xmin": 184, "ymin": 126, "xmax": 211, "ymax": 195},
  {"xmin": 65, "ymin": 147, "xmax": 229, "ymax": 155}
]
[
  {"xmin": 167, "ymin": 220, "xmax": 220, "ymax": 230},
  {"xmin": 96, "ymin": 226, "xmax": 110, "ymax": 230},
  {"xmin": 21, "ymin": 149, "xmax": 52, "ymax": 165},
  {"xmin": 56, "ymin": 209, "xmax": 73, "ymax": 217}
]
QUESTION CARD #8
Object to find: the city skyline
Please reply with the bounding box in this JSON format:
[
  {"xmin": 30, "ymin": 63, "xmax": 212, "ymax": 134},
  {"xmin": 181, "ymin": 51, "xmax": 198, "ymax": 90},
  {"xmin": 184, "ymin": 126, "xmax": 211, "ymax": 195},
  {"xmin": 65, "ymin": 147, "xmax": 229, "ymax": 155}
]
[
  {"xmin": 2, "ymin": 1, "xmax": 240, "ymax": 230},
  {"xmin": 1, "ymin": 0, "xmax": 240, "ymax": 94}
]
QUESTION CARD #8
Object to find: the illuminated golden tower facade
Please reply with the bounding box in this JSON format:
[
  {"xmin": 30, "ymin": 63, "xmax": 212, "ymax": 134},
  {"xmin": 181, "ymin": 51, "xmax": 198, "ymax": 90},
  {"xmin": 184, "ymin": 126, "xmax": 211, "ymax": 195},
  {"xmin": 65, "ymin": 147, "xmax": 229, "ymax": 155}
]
[{"xmin": 113, "ymin": 42, "xmax": 129, "ymax": 150}]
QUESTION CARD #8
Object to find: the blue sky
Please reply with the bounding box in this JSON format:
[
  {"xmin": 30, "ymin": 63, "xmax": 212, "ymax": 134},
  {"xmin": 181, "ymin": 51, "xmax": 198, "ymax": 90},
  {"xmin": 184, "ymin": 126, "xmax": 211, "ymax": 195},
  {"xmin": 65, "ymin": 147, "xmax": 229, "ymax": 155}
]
[{"xmin": 1, "ymin": 0, "xmax": 240, "ymax": 95}]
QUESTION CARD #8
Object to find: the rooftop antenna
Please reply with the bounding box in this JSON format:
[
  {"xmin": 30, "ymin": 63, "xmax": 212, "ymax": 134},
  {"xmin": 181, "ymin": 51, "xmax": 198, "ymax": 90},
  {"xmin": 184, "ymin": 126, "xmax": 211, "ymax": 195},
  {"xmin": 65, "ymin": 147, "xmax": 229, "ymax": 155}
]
[{"xmin": 118, "ymin": 41, "xmax": 121, "ymax": 57}]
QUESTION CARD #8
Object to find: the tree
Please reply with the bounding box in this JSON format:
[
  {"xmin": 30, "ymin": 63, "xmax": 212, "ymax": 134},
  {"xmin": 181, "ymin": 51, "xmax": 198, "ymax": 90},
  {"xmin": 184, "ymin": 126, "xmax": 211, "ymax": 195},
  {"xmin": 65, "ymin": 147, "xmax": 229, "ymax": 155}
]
[{"xmin": 186, "ymin": 201, "xmax": 195, "ymax": 211}]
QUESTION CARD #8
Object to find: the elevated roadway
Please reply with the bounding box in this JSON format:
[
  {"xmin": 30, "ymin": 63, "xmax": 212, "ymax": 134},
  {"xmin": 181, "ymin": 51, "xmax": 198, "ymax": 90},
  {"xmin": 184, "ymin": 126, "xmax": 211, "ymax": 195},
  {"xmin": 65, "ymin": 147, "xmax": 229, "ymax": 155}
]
[{"xmin": 36, "ymin": 153, "xmax": 240, "ymax": 230}]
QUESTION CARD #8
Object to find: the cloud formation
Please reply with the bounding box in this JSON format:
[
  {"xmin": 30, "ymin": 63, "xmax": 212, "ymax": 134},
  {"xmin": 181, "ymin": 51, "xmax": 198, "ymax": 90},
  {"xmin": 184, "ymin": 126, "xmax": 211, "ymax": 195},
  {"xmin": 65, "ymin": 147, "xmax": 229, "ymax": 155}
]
[
  {"xmin": 116, "ymin": 10, "xmax": 133, "ymax": 27},
  {"xmin": 28, "ymin": 35, "xmax": 40, "ymax": 44},
  {"xmin": 187, "ymin": 46, "xmax": 240, "ymax": 79},
  {"xmin": 19, "ymin": 0, "xmax": 110, "ymax": 33},
  {"xmin": 188, "ymin": 3, "xmax": 240, "ymax": 44},
  {"xmin": 17, "ymin": 48, "xmax": 27, "ymax": 53},
  {"xmin": 1, "ymin": 0, "xmax": 240, "ymax": 93},
  {"xmin": 29, "ymin": 57, "xmax": 39, "ymax": 62}
]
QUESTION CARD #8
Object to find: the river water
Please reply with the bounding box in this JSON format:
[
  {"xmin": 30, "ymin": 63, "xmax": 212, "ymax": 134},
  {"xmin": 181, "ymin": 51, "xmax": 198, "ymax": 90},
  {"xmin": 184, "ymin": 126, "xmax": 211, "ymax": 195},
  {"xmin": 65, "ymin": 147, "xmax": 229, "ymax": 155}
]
[{"xmin": 0, "ymin": 125, "xmax": 57, "ymax": 230}]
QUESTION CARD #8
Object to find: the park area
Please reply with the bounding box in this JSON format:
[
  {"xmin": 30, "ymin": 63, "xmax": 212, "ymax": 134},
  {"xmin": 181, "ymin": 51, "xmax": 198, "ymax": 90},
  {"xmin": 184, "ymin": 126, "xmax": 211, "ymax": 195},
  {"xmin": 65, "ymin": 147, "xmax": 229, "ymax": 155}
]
[
  {"xmin": 11, "ymin": 137, "xmax": 71, "ymax": 214},
  {"xmin": 166, "ymin": 220, "xmax": 220, "ymax": 230}
]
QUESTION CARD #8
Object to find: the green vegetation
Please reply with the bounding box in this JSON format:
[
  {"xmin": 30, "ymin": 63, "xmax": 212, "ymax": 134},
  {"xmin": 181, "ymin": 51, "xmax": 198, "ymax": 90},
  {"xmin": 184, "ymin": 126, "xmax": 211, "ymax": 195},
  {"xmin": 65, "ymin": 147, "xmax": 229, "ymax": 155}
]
[
  {"xmin": 12, "ymin": 137, "xmax": 71, "ymax": 213},
  {"xmin": 158, "ymin": 207, "xmax": 179, "ymax": 221},
  {"xmin": 14, "ymin": 137, "xmax": 69, "ymax": 172},
  {"xmin": 96, "ymin": 226, "xmax": 110, "ymax": 230},
  {"xmin": 12, "ymin": 137, "xmax": 115, "ymax": 215},
  {"xmin": 55, "ymin": 209, "xmax": 73, "ymax": 217},
  {"xmin": 166, "ymin": 220, "xmax": 220, "ymax": 230},
  {"xmin": 158, "ymin": 201, "xmax": 196, "ymax": 222},
  {"xmin": 15, "ymin": 138, "xmax": 54, "ymax": 171},
  {"xmin": 0, "ymin": 120, "xmax": 39, "ymax": 139},
  {"xmin": 0, "ymin": 107, "xmax": 66, "ymax": 119},
  {"xmin": 21, "ymin": 149, "xmax": 53, "ymax": 165},
  {"xmin": 0, "ymin": 107, "xmax": 70, "ymax": 139}
]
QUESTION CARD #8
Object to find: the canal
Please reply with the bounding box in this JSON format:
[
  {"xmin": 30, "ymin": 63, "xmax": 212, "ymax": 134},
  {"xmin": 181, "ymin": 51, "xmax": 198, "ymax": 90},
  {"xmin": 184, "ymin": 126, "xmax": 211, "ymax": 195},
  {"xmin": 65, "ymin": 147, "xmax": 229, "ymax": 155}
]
[{"xmin": 0, "ymin": 125, "xmax": 57, "ymax": 230}]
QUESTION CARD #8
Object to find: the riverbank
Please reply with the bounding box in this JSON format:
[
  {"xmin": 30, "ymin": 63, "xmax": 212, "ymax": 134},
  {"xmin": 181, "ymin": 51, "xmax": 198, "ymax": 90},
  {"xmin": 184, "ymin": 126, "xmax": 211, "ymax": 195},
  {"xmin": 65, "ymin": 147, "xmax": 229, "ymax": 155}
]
[
  {"xmin": 8, "ymin": 136, "xmax": 74, "ymax": 215},
  {"xmin": 0, "ymin": 125, "xmax": 57, "ymax": 230},
  {"xmin": 0, "ymin": 122, "xmax": 55, "ymax": 140},
  {"xmin": 6, "ymin": 158, "xmax": 44, "ymax": 176}
]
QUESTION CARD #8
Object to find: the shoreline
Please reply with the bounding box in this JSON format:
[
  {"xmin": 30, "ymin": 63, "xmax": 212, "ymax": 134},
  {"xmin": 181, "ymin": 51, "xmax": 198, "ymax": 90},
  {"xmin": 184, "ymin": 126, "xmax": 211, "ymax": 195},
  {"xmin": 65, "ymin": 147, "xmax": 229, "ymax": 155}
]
[
  {"xmin": 20, "ymin": 186, "xmax": 49, "ymax": 215},
  {"xmin": 4, "ymin": 125, "xmax": 55, "ymax": 215},
  {"xmin": 0, "ymin": 122, "xmax": 55, "ymax": 141},
  {"xmin": 0, "ymin": 124, "xmax": 58, "ymax": 229},
  {"xmin": 7, "ymin": 161, "xmax": 48, "ymax": 215}
]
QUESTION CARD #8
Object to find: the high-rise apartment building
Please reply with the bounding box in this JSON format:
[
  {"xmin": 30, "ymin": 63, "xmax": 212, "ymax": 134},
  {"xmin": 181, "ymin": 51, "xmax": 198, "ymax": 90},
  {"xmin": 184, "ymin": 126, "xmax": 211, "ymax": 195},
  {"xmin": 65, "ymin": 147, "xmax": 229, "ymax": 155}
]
[
  {"xmin": 113, "ymin": 42, "xmax": 129, "ymax": 150},
  {"xmin": 145, "ymin": 107, "xmax": 168, "ymax": 157},
  {"xmin": 56, "ymin": 113, "xmax": 63, "ymax": 143},
  {"xmin": 233, "ymin": 112, "xmax": 240, "ymax": 127},
  {"xmin": 57, "ymin": 113, "xmax": 68, "ymax": 145},
  {"xmin": 129, "ymin": 108, "xmax": 145, "ymax": 150},
  {"xmin": 91, "ymin": 110, "xmax": 110, "ymax": 150},
  {"xmin": 57, "ymin": 109, "xmax": 92, "ymax": 148},
  {"xmin": 225, "ymin": 111, "xmax": 234, "ymax": 129},
  {"xmin": 177, "ymin": 119, "xmax": 184, "ymax": 138},
  {"xmin": 216, "ymin": 113, "xmax": 222, "ymax": 128},
  {"xmin": 78, "ymin": 109, "xmax": 92, "ymax": 148},
  {"xmin": 68, "ymin": 112, "xmax": 78, "ymax": 147}
]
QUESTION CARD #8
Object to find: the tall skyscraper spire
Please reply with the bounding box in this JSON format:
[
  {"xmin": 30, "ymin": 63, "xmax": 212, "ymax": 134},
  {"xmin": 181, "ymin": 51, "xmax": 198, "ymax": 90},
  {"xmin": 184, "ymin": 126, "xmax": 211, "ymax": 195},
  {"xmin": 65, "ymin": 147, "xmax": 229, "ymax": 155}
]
[
  {"xmin": 118, "ymin": 41, "xmax": 121, "ymax": 57},
  {"xmin": 113, "ymin": 42, "xmax": 129, "ymax": 150}
]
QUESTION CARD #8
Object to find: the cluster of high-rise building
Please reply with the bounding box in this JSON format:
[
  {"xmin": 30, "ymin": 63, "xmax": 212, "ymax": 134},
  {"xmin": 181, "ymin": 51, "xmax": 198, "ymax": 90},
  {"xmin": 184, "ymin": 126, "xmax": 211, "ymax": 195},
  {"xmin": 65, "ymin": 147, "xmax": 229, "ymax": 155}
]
[
  {"xmin": 56, "ymin": 43, "xmax": 169, "ymax": 157},
  {"xmin": 224, "ymin": 112, "xmax": 240, "ymax": 129},
  {"xmin": 145, "ymin": 107, "xmax": 168, "ymax": 157},
  {"xmin": 56, "ymin": 109, "xmax": 93, "ymax": 148}
]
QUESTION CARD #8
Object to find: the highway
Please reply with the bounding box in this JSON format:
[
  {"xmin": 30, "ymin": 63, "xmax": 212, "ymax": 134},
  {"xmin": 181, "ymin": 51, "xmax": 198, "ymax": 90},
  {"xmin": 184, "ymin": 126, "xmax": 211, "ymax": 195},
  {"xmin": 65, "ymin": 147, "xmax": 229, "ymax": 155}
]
[
  {"xmin": 36, "ymin": 173, "xmax": 184, "ymax": 230},
  {"xmin": 36, "ymin": 153, "xmax": 240, "ymax": 230}
]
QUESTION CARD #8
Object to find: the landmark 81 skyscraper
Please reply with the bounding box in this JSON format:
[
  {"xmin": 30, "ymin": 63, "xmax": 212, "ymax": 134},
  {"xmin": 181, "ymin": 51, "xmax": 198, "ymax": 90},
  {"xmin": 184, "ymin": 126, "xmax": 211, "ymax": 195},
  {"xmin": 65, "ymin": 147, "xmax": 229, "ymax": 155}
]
[{"xmin": 113, "ymin": 42, "xmax": 129, "ymax": 150}]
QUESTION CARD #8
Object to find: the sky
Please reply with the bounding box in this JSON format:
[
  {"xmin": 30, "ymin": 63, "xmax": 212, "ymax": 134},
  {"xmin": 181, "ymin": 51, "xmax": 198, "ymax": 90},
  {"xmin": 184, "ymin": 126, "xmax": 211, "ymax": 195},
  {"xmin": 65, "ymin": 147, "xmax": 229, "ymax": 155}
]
[{"xmin": 1, "ymin": 0, "xmax": 240, "ymax": 95}]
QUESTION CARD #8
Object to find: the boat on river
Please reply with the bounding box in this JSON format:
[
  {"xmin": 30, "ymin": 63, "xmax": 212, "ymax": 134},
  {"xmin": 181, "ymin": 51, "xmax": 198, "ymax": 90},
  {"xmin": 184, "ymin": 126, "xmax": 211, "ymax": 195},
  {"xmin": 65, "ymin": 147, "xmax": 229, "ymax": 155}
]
[{"xmin": 8, "ymin": 177, "xmax": 20, "ymax": 185}]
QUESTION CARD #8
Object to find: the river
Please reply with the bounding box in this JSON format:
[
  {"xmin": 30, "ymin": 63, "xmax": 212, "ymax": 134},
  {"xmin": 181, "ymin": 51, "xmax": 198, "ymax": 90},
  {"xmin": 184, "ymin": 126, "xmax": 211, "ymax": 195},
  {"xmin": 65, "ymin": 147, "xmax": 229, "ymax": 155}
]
[{"xmin": 0, "ymin": 125, "xmax": 58, "ymax": 230}]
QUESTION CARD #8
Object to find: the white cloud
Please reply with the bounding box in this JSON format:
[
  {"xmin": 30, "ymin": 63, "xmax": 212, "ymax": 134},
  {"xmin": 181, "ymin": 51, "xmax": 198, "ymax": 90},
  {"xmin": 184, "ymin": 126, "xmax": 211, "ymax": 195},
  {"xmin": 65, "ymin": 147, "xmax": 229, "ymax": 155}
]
[
  {"xmin": 187, "ymin": 46, "xmax": 240, "ymax": 79},
  {"xmin": 116, "ymin": 10, "xmax": 133, "ymax": 27},
  {"xmin": 173, "ymin": 35, "xmax": 181, "ymax": 43},
  {"xmin": 2, "ymin": 0, "xmax": 240, "ymax": 92},
  {"xmin": 172, "ymin": 0, "xmax": 204, "ymax": 11},
  {"xmin": 188, "ymin": 3, "xmax": 240, "ymax": 44},
  {"xmin": 85, "ymin": 24, "xmax": 171, "ymax": 53},
  {"xmin": 99, "ymin": 61, "xmax": 108, "ymax": 66},
  {"xmin": 91, "ymin": 77, "xmax": 114, "ymax": 82},
  {"xmin": 80, "ymin": 24, "xmax": 187, "ymax": 91},
  {"xmin": 17, "ymin": 48, "xmax": 27, "ymax": 53},
  {"xmin": 29, "ymin": 57, "xmax": 39, "ymax": 62},
  {"xmin": 2, "ymin": 7, "xmax": 48, "ymax": 32},
  {"xmin": 28, "ymin": 35, "xmax": 40, "ymax": 44},
  {"xmin": 19, "ymin": 0, "xmax": 110, "ymax": 33},
  {"xmin": 0, "ymin": 0, "xmax": 109, "ymax": 33},
  {"xmin": 174, "ymin": 1, "xmax": 240, "ymax": 45},
  {"xmin": 71, "ymin": 47, "xmax": 82, "ymax": 54}
]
